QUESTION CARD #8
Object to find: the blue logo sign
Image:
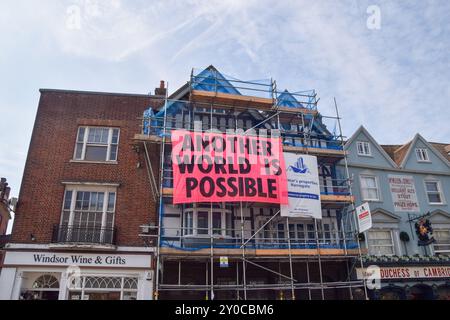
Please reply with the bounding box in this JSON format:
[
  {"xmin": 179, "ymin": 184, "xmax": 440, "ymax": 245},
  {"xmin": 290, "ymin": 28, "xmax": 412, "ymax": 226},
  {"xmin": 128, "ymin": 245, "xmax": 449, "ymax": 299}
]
[{"xmin": 289, "ymin": 157, "xmax": 310, "ymax": 174}]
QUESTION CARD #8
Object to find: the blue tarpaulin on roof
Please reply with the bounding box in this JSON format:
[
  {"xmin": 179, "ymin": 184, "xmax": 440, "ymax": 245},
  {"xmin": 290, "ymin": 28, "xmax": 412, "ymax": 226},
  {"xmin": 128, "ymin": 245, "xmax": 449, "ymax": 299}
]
[{"xmin": 191, "ymin": 68, "xmax": 241, "ymax": 95}]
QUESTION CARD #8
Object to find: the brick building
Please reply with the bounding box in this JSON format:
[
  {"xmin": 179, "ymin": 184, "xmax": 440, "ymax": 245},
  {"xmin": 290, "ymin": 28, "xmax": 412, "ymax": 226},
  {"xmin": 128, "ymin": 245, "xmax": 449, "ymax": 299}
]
[{"xmin": 0, "ymin": 88, "xmax": 164, "ymax": 300}]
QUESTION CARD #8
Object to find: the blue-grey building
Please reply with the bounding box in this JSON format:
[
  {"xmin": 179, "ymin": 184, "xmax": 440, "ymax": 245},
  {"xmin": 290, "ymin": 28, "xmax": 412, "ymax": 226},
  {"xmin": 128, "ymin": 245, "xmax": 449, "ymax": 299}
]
[{"xmin": 341, "ymin": 126, "xmax": 450, "ymax": 300}]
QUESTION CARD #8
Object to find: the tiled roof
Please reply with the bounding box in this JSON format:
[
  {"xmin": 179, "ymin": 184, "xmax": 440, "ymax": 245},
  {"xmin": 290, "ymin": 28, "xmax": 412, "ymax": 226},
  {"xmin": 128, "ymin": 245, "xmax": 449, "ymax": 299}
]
[
  {"xmin": 430, "ymin": 142, "xmax": 450, "ymax": 162},
  {"xmin": 381, "ymin": 141, "xmax": 412, "ymax": 166},
  {"xmin": 381, "ymin": 141, "xmax": 450, "ymax": 166},
  {"xmin": 380, "ymin": 144, "xmax": 402, "ymax": 161}
]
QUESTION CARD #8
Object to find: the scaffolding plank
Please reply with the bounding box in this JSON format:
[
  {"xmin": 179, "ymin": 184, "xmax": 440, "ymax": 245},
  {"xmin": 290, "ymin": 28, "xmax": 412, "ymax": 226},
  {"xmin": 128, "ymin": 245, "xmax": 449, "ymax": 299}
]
[
  {"xmin": 160, "ymin": 247, "xmax": 256, "ymax": 256},
  {"xmin": 255, "ymin": 248, "xmax": 362, "ymax": 256},
  {"xmin": 276, "ymin": 106, "xmax": 318, "ymax": 115},
  {"xmin": 191, "ymin": 90, "xmax": 274, "ymax": 109},
  {"xmin": 321, "ymin": 194, "xmax": 355, "ymax": 203},
  {"xmin": 134, "ymin": 133, "xmax": 164, "ymax": 143},
  {"xmin": 162, "ymin": 188, "xmax": 354, "ymax": 202},
  {"xmin": 159, "ymin": 247, "xmax": 362, "ymax": 256},
  {"xmin": 162, "ymin": 188, "xmax": 174, "ymax": 196},
  {"xmin": 283, "ymin": 145, "xmax": 346, "ymax": 157}
]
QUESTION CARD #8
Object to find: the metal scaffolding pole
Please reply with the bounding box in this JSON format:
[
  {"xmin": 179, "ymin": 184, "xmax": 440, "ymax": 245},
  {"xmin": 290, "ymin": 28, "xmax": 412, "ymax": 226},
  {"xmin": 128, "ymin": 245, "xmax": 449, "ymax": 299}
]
[
  {"xmin": 154, "ymin": 82, "xmax": 169, "ymax": 300},
  {"xmin": 286, "ymin": 216, "xmax": 296, "ymax": 300},
  {"xmin": 178, "ymin": 261, "xmax": 181, "ymax": 286},
  {"xmin": 205, "ymin": 262, "xmax": 209, "ymax": 300},
  {"xmin": 306, "ymin": 260, "xmax": 312, "ymax": 300},
  {"xmin": 334, "ymin": 97, "xmax": 368, "ymax": 300},
  {"xmin": 210, "ymin": 202, "xmax": 214, "ymax": 300},
  {"xmin": 240, "ymin": 210, "xmax": 280, "ymax": 248},
  {"xmin": 241, "ymin": 258, "xmax": 296, "ymax": 283},
  {"xmin": 341, "ymin": 218, "xmax": 354, "ymax": 299},
  {"xmin": 158, "ymin": 280, "xmax": 366, "ymax": 292},
  {"xmin": 277, "ymin": 111, "xmax": 296, "ymax": 300},
  {"xmin": 236, "ymin": 261, "xmax": 240, "ymax": 300},
  {"xmin": 314, "ymin": 219, "xmax": 325, "ymax": 300},
  {"xmin": 240, "ymin": 201, "xmax": 247, "ymax": 300},
  {"xmin": 143, "ymin": 142, "xmax": 159, "ymax": 202}
]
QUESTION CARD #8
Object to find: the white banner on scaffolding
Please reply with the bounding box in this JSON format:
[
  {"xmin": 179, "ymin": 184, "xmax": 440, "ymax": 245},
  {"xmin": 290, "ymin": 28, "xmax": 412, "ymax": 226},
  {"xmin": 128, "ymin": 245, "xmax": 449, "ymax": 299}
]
[{"xmin": 281, "ymin": 153, "xmax": 322, "ymax": 219}]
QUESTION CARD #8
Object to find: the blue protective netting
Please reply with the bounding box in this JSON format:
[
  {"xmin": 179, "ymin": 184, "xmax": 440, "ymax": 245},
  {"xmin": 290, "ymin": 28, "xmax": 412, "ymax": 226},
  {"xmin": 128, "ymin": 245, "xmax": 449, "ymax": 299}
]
[
  {"xmin": 160, "ymin": 240, "xmax": 359, "ymax": 251},
  {"xmin": 192, "ymin": 67, "xmax": 273, "ymax": 99},
  {"xmin": 277, "ymin": 90, "xmax": 305, "ymax": 108},
  {"xmin": 192, "ymin": 68, "xmax": 242, "ymax": 95}
]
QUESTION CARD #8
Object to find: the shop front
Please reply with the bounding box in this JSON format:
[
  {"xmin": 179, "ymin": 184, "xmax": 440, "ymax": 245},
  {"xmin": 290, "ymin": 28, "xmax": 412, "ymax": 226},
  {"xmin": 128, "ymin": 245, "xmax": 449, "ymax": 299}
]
[
  {"xmin": 0, "ymin": 249, "xmax": 154, "ymax": 300},
  {"xmin": 357, "ymin": 264, "xmax": 450, "ymax": 300}
]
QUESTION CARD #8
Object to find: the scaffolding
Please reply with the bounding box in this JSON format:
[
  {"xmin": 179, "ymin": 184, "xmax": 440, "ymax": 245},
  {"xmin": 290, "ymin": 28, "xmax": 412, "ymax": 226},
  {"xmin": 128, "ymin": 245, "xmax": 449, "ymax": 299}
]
[{"xmin": 135, "ymin": 66, "xmax": 368, "ymax": 300}]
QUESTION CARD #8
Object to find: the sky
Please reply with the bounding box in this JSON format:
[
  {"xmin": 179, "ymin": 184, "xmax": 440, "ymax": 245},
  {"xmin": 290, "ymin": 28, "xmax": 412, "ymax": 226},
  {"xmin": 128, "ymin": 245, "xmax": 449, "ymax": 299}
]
[{"xmin": 1, "ymin": 0, "xmax": 450, "ymax": 230}]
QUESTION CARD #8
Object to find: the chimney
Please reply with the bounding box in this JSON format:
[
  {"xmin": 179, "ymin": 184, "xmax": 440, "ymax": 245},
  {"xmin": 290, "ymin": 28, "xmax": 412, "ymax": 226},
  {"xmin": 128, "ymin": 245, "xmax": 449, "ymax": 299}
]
[
  {"xmin": 0, "ymin": 178, "xmax": 9, "ymax": 201},
  {"xmin": 155, "ymin": 80, "xmax": 167, "ymax": 96}
]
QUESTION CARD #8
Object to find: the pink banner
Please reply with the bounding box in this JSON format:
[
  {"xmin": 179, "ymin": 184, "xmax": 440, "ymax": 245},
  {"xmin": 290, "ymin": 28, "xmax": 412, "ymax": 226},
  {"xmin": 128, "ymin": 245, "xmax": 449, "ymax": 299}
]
[{"xmin": 171, "ymin": 130, "xmax": 288, "ymax": 204}]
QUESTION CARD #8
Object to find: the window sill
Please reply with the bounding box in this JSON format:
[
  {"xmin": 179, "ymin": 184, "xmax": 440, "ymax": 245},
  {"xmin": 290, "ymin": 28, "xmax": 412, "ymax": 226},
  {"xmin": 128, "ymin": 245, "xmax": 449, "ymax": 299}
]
[
  {"xmin": 357, "ymin": 154, "xmax": 373, "ymax": 157},
  {"xmin": 428, "ymin": 203, "xmax": 446, "ymax": 206},
  {"xmin": 70, "ymin": 160, "xmax": 118, "ymax": 165},
  {"xmin": 417, "ymin": 160, "xmax": 432, "ymax": 163}
]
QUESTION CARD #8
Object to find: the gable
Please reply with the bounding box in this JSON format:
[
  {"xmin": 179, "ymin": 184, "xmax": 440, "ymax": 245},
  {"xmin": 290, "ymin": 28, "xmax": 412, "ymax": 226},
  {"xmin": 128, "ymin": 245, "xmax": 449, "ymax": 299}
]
[
  {"xmin": 191, "ymin": 67, "xmax": 240, "ymax": 95},
  {"xmin": 371, "ymin": 209, "xmax": 401, "ymax": 223},
  {"xmin": 277, "ymin": 90, "xmax": 304, "ymax": 108},
  {"xmin": 429, "ymin": 210, "xmax": 450, "ymax": 224},
  {"xmin": 402, "ymin": 135, "xmax": 450, "ymax": 172},
  {"xmin": 345, "ymin": 127, "xmax": 397, "ymax": 168}
]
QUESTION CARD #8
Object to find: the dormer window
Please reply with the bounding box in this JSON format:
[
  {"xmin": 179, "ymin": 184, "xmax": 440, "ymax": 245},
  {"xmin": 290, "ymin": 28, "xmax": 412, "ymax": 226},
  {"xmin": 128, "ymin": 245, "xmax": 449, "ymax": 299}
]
[
  {"xmin": 357, "ymin": 141, "xmax": 371, "ymax": 156},
  {"xmin": 415, "ymin": 148, "xmax": 430, "ymax": 162}
]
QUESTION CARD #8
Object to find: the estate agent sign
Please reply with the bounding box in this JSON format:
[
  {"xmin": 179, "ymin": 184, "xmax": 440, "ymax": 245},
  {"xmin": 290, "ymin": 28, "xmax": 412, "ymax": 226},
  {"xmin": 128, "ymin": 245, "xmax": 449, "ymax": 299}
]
[{"xmin": 281, "ymin": 153, "xmax": 322, "ymax": 219}]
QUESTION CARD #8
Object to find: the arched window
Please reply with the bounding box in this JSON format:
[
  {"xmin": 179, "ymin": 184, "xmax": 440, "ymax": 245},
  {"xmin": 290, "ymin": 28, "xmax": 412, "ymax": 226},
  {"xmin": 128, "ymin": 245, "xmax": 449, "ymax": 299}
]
[{"xmin": 32, "ymin": 275, "xmax": 60, "ymax": 289}]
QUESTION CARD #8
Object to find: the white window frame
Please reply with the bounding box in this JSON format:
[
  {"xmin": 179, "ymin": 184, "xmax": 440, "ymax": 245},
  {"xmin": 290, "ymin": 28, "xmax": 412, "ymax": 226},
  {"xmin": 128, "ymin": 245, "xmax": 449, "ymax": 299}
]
[
  {"xmin": 367, "ymin": 229, "xmax": 395, "ymax": 256},
  {"xmin": 433, "ymin": 228, "xmax": 450, "ymax": 254},
  {"xmin": 73, "ymin": 127, "xmax": 120, "ymax": 163},
  {"xmin": 60, "ymin": 185, "xmax": 117, "ymax": 242},
  {"xmin": 424, "ymin": 180, "xmax": 445, "ymax": 205},
  {"xmin": 182, "ymin": 205, "xmax": 232, "ymax": 237},
  {"xmin": 360, "ymin": 174, "xmax": 380, "ymax": 201},
  {"xmin": 68, "ymin": 275, "xmax": 138, "ymax": 301},
  {"xmin": 415, "ymin": 148, "xmax": 430, "ymax": 162},
  {"xmin": 285, "ymin": 218, "xmax": 338, "ymax": 244},
  {"xmin": 356, "ymin": 141, "xmax": 371, "ymax": 156}
]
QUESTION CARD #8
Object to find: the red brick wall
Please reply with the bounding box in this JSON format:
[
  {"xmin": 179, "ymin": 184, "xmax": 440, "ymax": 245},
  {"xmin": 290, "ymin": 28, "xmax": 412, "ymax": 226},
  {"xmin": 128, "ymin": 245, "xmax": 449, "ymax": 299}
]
[{"xmin": 11, "ymin": 90, "xmax": 163, "ymax": 246}]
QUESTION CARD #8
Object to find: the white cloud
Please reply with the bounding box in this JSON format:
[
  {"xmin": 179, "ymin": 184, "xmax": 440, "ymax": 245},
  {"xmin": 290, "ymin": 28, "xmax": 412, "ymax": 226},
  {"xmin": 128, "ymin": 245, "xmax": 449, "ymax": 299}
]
[{"xmin": 0, "ymin": 0, "xmax": 449, "ymax": 201}]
